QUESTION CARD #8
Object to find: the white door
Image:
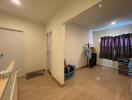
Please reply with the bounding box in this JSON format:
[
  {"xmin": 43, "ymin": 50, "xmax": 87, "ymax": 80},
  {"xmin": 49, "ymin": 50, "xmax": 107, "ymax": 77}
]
[
  {"xmin": 47, "ymin": 32, "xmax": 52, "ymax": 74},
  {"xmin": 0, "ymin": 29, "xmax": 24, "ymax": 76}
]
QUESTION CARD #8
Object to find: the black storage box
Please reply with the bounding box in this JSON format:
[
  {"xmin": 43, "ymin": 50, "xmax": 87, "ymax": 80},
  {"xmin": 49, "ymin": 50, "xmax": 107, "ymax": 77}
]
[
  {"xmin": 118, "ymin": 58, "xmax": 129, "ymax": 76},
  {"xmin": 89, "ymin": 53, "xmax": 97, "ymax": 68}
]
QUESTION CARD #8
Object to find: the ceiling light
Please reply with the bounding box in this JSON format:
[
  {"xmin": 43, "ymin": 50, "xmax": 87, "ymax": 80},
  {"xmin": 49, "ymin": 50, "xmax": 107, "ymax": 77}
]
[
  {"xmin": 12, "ymin": 0, "xmax": 21, "ymax": 6},
  {"xmin": 110, "ymin": 21, "xmax": 116, "ymax": 25},
  {"xmin": 98, "ymin": 4, "xmax": 103, "ymax": 8}
]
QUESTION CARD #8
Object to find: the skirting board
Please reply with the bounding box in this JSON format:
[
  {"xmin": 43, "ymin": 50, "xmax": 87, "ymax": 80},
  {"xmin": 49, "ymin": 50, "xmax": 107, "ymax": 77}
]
[
  {"xmin": 49, "ymin": 65, "xmax": 118, "ymax": 87},
  {"xmin": 97, "ymin": 64, "xmax": 118, "ymax": 70},
  {"xmin": 51, "ymin": 75, "xmax": 65, "ymax": 87},
  {"xmin": 76, "ymin": 66, "xmax": 87, "ymax": 70},
  {"xmin": 47, "ymin": 71, "xmax": 64, "ymax": 87},
  {"xmin": 77, "ymin": 65, "xmax": 118, "ymax": 71},
  {"xmin": 47, "ymin": 66, "xmax": 87, "ymax": 87},
  {"xmin": 18, "ymin": 69, "xmax": 45, "ymax": 79}
]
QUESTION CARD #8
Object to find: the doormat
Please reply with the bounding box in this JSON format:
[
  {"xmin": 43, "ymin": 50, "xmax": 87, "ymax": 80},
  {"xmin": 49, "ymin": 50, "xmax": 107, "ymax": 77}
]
[{"xmin": 26, "ymin": 69, "xmax": 44, "ymax": 80}]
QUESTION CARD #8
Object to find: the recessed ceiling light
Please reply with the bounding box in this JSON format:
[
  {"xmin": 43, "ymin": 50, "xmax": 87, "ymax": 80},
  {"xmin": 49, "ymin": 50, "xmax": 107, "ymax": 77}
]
[
  {"xmin": 12, "ymin": 0, "xmax": 21, "ymax": 6},
  {"xmin": 98, "ymin": 4, "xmax": 103, "ymax": 8},
  {"xmin": 111, "ymin": 21, "xmax": 116, "ymax": 25}
]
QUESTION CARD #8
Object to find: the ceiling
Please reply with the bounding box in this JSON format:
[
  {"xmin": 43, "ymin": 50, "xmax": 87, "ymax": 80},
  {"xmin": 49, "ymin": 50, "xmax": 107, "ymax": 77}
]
[
  {"xmin": 0, "ymin": 0, "xmax": 66, "ymax": 23},
  {"xmin": 69, "ymin": 0, "xmax": 132, "ymax": 31}
]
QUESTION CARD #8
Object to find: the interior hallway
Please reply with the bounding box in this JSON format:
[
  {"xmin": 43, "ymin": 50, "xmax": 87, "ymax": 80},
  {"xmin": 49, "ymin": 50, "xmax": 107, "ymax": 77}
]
[{"xmin": 18, "ymin": 66, "xmax": 131, "ymax": 100}]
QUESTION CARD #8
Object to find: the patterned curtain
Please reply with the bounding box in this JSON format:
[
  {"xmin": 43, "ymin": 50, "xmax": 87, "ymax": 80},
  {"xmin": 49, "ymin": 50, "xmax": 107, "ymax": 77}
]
[
  {"xmin": 111, "ymin": 37, "xmax": 116, "ymax": 60},
  {"xmin": 123, "ymin": 34, "xmax": 131, "ymax": 58},
  {"xmin": 99, "ymin": 36, "xmax": 113, "ymax": 59},
  {"xmin": 130, "ymin": 34, "xmax": 132, "ymax": 57},
  {"xmin": 99, "ymin": 33, "xmax": 132, "ymax": 60},
  {"xmin": 114, "ymin": 36, "xmax": 120, "ymax": 60},
  {"xmin": 107, "ymin": 37, "xmax": 113, "ymax": 60},
  {"xmin": 99, "ymin": 37, "xmax": 104, "ymax": 58},
  {"xmin": 99, "ymin": 37, "xmax": 105, "ymax": 59}
]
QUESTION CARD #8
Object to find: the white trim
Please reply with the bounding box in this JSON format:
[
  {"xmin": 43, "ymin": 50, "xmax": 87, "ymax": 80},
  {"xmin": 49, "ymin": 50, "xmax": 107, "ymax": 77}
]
[{"xmin": 10, "ymin": 71, "xmax": 18, "ymax": 100}]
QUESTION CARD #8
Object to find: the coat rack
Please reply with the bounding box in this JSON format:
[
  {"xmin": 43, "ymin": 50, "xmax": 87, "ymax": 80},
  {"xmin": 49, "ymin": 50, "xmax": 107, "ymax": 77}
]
[
  {"xmin": 87, "ymin": 43, "xmax": 91, "ymax": 67},
  {"xmin": 85, "ymin": 42, "xmax": 93, "ymax": 67}
]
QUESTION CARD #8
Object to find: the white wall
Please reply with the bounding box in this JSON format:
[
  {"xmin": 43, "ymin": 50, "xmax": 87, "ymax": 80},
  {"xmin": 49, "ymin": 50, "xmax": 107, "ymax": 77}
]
[
  {"xmin": 45, "ymin": 0, "xmax": 101, "ymax": 85},
  {"xmin": 65, "ymin": 23, "xmax": 88, "ymax": 68},
  {"xmin": 93, "ymin": 24, "xmax": 132, "ymax": 69},
  {"xmin": 0, "ymin": 12, "xmax": 46, "ymax": 75},
  {"xmin": 0, "ymin": 30, "xmax": 24, "ymax": 76},
  {"xmin": 87, "ymin": 30, "xmax": 94, "ymax": 45}
]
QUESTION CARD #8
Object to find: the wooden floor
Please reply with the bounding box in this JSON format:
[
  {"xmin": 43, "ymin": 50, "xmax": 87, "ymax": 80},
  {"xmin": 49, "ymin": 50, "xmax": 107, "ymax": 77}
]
[{"xmin": 18, "ymin": 66, "xmax": 132, "ymax": 100}]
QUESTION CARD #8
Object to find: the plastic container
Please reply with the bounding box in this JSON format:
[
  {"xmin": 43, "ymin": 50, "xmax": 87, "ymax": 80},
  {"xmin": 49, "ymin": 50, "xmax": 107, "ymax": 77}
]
[{"xmin": 128, "ymin": 61, "xmax": 132, "ymax": 76}]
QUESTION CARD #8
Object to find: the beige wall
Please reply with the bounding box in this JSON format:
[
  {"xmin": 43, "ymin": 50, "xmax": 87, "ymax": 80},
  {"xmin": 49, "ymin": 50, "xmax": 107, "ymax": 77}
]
[
  {"xmin": 88, "ymin": 30, "xmax": 94, "ymax": 45},
  {"xmin": 0, "ymin": 30, "xmax": 24, "ymax": 76},
  {"xmin": 93, "ymin": 24, "xmax": 132, "ymax": 69},
  {"xmin": 45, "ymin": 0, "xmax": 101, "ymax": 85},
  {"xmin": 0, "ymin": 12, "xmax": 46, "ymax": 75},
  {"xmin": 65, "ymin": 23, "xmax": 88, "ymax": 68}
]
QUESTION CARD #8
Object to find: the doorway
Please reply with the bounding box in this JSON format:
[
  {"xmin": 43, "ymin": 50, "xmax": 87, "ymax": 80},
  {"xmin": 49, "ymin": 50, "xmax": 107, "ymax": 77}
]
[{"xmin": 47, "ymin": 32, "xmax": 52, "ymax": 75}]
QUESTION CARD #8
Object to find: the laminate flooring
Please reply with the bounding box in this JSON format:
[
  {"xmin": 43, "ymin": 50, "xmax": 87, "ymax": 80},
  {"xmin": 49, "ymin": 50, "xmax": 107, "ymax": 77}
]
[{"xmin": 18, "ymin": 66, "xmax": 132, "ymax": 100}]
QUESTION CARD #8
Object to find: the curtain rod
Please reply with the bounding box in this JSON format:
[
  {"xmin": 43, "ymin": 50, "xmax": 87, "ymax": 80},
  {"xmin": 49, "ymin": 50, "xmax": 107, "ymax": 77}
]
[{"xmin": 0, "ymin": 27, "xmax": 23, "ymax": 32}]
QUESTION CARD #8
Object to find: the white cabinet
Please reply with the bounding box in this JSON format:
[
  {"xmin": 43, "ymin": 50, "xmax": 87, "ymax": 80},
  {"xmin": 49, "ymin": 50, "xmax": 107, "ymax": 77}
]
[{"xmin": 0, "ymin": 61, "xmax": 18, "ymax": 100}]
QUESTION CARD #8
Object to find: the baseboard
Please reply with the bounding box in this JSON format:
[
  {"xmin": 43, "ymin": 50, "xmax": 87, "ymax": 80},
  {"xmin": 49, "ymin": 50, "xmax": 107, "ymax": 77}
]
[
  {"xmin": 27, "ymin": 69, "xmax": 45, "ymax": 74},
  {"xmin": 76, "ymin": 65, "xmax": 118, "ymax": 71},
  {"xmin": 76, "ymin": 65, "xmax": 87, "ymax": 70},
  {"xmin": 51, "ymin": 75, "xmax": 65, "ymax": 87},
  {"xmin": 97, "ymin": 64, "xmax": 118, "ymax": 70},
  {"xmin": 18, "ymin": 69, "xmax": 45, "ymax": 79},
  {"xmin": 47, "ymin": 71, "xmax": 64, "ymax": 87}
]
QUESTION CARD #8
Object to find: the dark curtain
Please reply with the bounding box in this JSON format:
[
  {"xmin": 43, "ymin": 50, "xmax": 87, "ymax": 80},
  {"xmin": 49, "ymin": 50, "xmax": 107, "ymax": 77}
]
[
  {"xmin": 107, "ymin": 37, "xmax": 113, "ymax": 60},
  {"xmin": 117, "ymin": 34, "xmax": 131, "ymax": 58},
  {"xmin": 130, "ymin": 34, "xmax": 132, "ymax": 57},
  {"xmin": 99, "ymin": 37, "xmax": 106, "ymax": 58},
  {"xmin": 99, "ymin": 36, "xmax": 113, "ymax": 60},
  {"xmin": 114, "ymin": 36, "xmax": 120, "ymax": 60},
  {"xmin": 99, "ymin": 33, "xmax": 132, "ymax": 60},
  {"xmin": 99, "ymin": 37, "xmax": 104, "ymax": 58},
  {"xmin": 111, "ymin": 37, "xmax": 116, "ymax": 60}
]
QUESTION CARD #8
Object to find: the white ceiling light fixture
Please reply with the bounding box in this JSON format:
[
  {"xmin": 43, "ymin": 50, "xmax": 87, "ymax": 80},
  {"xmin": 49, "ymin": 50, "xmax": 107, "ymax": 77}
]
[
  {"xmin": 110, "ymin": 21, "xmax": 116, "ymax": 25},
  {"xmin": 12, "ymin": 0, "xmax": 21, "ymax": 6}
]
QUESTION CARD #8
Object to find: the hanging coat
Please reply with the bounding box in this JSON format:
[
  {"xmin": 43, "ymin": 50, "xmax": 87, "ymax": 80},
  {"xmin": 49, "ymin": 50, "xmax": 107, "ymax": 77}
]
[{"xmin": 84, "ymin": 47, "xmax": 92, "ymax": 59}]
